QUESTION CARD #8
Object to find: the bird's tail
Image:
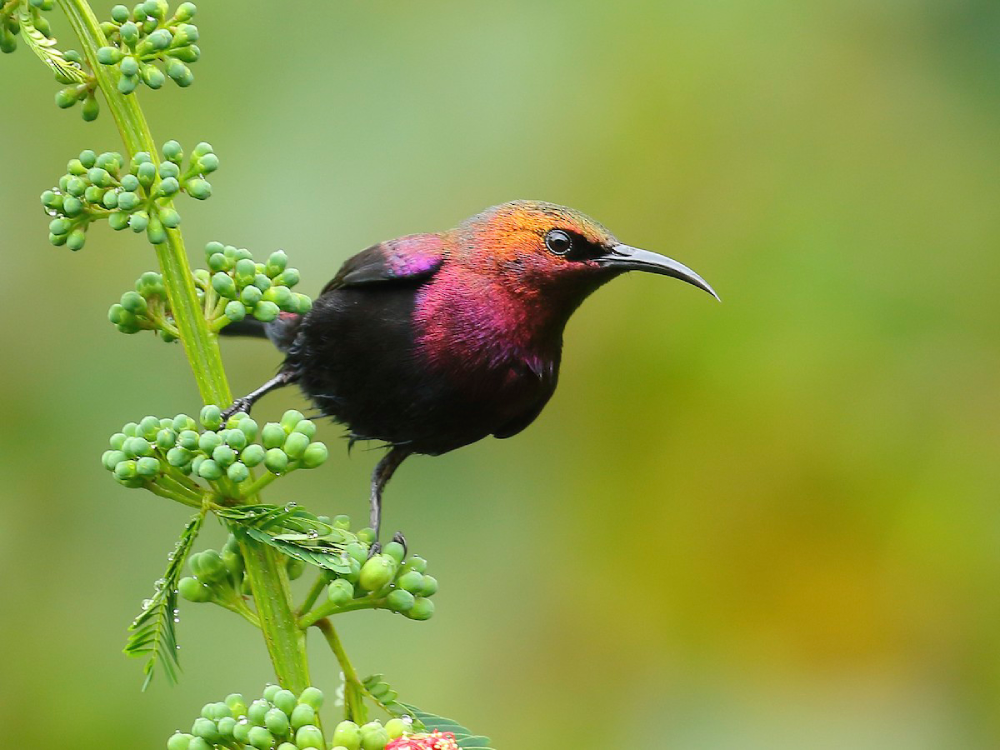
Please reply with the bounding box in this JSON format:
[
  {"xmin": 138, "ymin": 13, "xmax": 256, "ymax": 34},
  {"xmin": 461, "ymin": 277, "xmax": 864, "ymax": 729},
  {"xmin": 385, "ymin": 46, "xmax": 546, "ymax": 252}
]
[{"xmin": 219, "ymin": 312, "xmax": 301, "ymax": 352}]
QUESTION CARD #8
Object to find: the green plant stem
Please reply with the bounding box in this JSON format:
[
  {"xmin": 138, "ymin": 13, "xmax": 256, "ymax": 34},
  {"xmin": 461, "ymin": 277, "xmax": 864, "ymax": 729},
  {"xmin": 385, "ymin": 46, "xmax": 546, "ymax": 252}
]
[
  {"xmin": 57, "ymin": 0, "xmax": 313, "ymax": 694},
  {"xmin": 297, "ymin": 572, "xmax": 330, "ymax": 617},
  {"xmin": 299, "ymin": 597, "xmax": 383, "ymax": 629},
  {"xmin": 315, "ymin": 618, "xmax": 368, "ymax": 724}
]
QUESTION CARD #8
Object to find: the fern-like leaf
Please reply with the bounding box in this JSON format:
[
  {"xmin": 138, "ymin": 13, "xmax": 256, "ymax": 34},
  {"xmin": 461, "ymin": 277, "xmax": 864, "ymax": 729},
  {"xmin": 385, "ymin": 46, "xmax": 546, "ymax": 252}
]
[
  {"xmin": 123, "ymin": 512, "xmax": 204, "ymax": 690},
  {"xmin": 18, "ymin": 6, "xmax": 89, "ymax": 83},
  {"xmin": 396, "ymin": 703, "xmax": 495, "ymax": 750}
]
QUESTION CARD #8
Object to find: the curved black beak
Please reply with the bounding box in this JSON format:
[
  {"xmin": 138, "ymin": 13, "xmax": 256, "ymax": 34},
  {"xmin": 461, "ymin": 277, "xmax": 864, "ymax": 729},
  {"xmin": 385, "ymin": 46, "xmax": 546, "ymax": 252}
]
[{"xmin": 598, "ymin": 244, "xmax": 720, "ymax": 301}]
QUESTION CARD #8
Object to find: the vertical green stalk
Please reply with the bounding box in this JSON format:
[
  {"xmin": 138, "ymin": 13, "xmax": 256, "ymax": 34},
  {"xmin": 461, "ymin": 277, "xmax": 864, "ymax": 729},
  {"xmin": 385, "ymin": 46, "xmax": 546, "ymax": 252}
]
[
  {"xmin": 315, "ymin": 618, "xmax": 368, "ymax": 724},
  {"xmin": 57, "ymin": 0, "xmax": 311, "ymax": 691}
]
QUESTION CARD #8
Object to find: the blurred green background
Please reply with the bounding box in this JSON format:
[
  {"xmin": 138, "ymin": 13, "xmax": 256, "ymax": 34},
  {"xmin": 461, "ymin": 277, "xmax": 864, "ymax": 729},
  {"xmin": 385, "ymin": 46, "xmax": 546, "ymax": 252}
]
[{"xmin": 2, "ymin": 1, "xmax": 999, "ymax": 748}]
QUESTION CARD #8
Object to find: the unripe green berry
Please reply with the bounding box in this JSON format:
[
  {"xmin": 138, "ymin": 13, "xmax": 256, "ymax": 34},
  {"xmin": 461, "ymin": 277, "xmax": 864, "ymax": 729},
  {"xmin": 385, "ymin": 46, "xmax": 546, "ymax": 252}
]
[
  {"xmin": 120, "ymin": 55, "xmax": 139, "ymax": 77},
  {"xmin": 384, "ymin": 719, "xmax": 406, "ymax": 740},
  {"xmin": 217, "ymin": 716, "xmax": 237, "ymax": 738},
  {"xmin": 241, "ymin": 443, "xmax": 265, "ymax": 467},
  {"xmin": 147, "ymin": 215, "xmax": 167, "ymax": 245},
  {"xmin": 212, "ymin": 272, "xmax": 237, "ymax": 299},
  {"xmin": 331, "ymin": 721, "xmax": 361, "ymax": 750},
  {"xmin": 225, "ymin": 428, "xmax": 248, "ymax": 450},
  {"xmin": 109, "ymin": 432, "xmax": 128, "ymax": 450},
  {"xmin": 248, "ymin": 726, "xmax": 274, "ymax": 750},
  {"xmin": 359, "ymin": 555, "xmax": 395, "ymax": 592},
  {"xmin": 232, "ymin": 719, "xmax": 251, "ymax": 744},
  {"xmin": 191, "ymin": 718, "xmax": 218, "ymax": 743},
  {"xmin": 262, "ymin": 684, "xmax": 281, "ymax": 702},
  {"xmin": 265, "ymin": 250, "xmax": 288, "ymax": 276},
  {"xmin": 177, "ymin": 430, "xmax": 199, "ymax": 451},
  {"xmin": 125, "ymin": 436, "xmax": 153, "ymax": 457},
  {"xmin": 327, "ymin": 579, "xmax": 354, "ymax": 608},
  {"xmin": 291, "ymin": 420, "xmax": 316, "ymax": 438},
  {"xmin": 166, "ymin": 731, "xmax": 193, "ymax": 750},
  {"xmin": 136, "ymin": 456, "xmax": 161, "ymax": 477},
  {"xmin": 274, "ymin": 268, "xmax": 301, "ymax": 288},
  {"xmin": 102, "ymin": 449, "xmax": 127, "ymax": 471},
  {"xmin": 419, "ymin": 575, "xmax": 439, "ymax": 596},
  {"xmin": 111, "ymin": 5, "xmax": 129, "ymax": 22},
  {"xmin": 241, "ymin": 285, "xmax": 263, "ymax": 306},
  {"xmin": 49, "ymin": 218, "xmax": 71, "ymax": 236},
  {"xmin": 273, "ymin": 688, "xmax": 297, "ymax": 716},
  {"xmin": 384, "ymin": 541, "xmax": 406, "ymax": 564},
  {"xmin": 261, "ymin": 423, "xmax": 286, "ymax": 449},
  {"xmin": 360, "ymin": 722, "xmax": 389, "ymax": 750},
  {"xmin": 197, "ymin": 152, "xmax": 219, "ymax": 173},
  {"xmin": 265, "ymin": 707, "xmax": 290, "ymax": 737},
  {"xmin": 300, "ymin": 442, "xmax": 329, "ymax": 469},
  {"xmin": 212, "ymin": 444, "xmax": 236, "ymax": 467},
  {"xmin": 225, "ymin": 300, "xmax": 247, "ymax": 322},
  {"xmin": 386, "ymin": 589, "xmax": 415, "ymax": 612},
  {"xmin": 224, "ymin": 693, "xmax": 247, "ymax": 717},
  {"xmin": 283, "ymin": 431, "xmax": 310, "ymax": 459},
  {"xmin": 248, "ymin": 698, "xmax": 270, "ymax": 725},
  {"xmin": 295, "ymin": 725, "xmax": 324, "ymax": 749},
  {"xmin": 65, "ymin": 228, "xmax": 86, "ymax": 251},
  {"xmin": 197, "ymin": 458, "xmax": 222, "ymax": 480},
  {"xmin": 397, "ymin": 570, "xmax": 423, "ymax": 593},
  {"xmin": 118, "ymin": 73, "xmax": 138, "ymax": 95},
  {"xmin": 137, "ymin": 160, "xmax": 157, "ymax": 187},
  {"xmin": 280, "ymin": 410, "xmax": 306, "ymax": 432},
  {"xmin": 408, "ymin": 597, "xmax": 435, "ymax": 620},
  {"xmin": 289, "ymin": 703, "xmax": 316, "ymax": 730},
  {"xmin": 253, "ymin": 300, "xmax": 280, "ymax": 322},
  {"xmin": 200, "ymin": 404, "xmax": 223, "ymax": 430},
  {"xmin": 147, "ymin": 28, "xmax": 172, "ymax": 50},
  {"xmin": 55, "ymin": 87, "xmax": 77, "ymax": 108},
  {"xmin": 62, "ymin": 196, "xmax": 83, "ymax": 217},
  {"xmin": 287, "ymin": 558, "xmax": 305, "ymax": 580},
  {"xmin": 264, "ymin": 448, "xmax": 288, "ymax": 474},
  {"xmin": 166, "ymin": 446, "xmax": 191, "ymax": 468}
]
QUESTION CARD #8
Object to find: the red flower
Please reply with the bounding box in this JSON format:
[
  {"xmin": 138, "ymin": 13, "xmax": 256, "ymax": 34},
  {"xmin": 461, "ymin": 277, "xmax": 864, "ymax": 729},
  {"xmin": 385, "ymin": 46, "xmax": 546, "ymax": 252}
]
[{"xmin": 386, "ymin": 730, "xmax": 460, "ymax": 750}]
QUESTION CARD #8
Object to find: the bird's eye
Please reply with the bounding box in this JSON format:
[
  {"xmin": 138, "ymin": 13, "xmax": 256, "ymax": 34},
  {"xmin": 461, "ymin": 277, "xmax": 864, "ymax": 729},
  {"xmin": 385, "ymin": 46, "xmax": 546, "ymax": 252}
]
[{"xmin": 545, "ymin": 229, "xmax": 572, "ymax": 256}]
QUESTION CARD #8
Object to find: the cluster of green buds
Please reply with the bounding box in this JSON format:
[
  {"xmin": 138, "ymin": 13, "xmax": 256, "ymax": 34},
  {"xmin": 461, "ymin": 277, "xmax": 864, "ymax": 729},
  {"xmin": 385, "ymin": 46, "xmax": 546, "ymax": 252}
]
[
  {"xmin": 108, "ymin": 270, "xmax": 178, "ymax": 338},
  {"xmin": 299, "ymin": 533, "xmax": 438, "ymax": 625},
  {"xmin": 101, "ymin": 406, "xmax": 329, "ymax": 497},
  {"xmin": 194, "ymin": 242, "xmax": 311, "ymax": 330},
  {"xmin": 42, "ymin": 141, "xmax": 217, "ymax": 250},
  {"xmin": 1, "ymin": 0, "xmax": 51, "ymax": 54},
  {"xmin": 177, "ymin": 533, "xmax": 302, "ymax": 614},
  {"xmin": 97, "ymin": 1, "xmax": 200, "ymax": 93}
]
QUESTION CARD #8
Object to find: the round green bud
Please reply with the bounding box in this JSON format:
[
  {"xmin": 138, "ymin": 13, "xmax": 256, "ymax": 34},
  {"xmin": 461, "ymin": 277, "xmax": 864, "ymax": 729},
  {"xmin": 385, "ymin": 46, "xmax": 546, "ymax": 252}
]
[
  {"xmin": 221, "ymin": 548, "xmax": 243, "ymax": 578},
  {"xmin": 212, "ymin": 444, "xmax": 237, "ymax": 467},
  {"xmin": 147, "ymin": 215, "xmax": 167, "ymax": 245},
  {"xmin": 253, "ymin": 273, "xmax": 273, "ymax": 291},
  {"xmin": 360, "ymin": 722, "xmax": 389, "ymax": 750},
  {"xmin": 265, "ymin": 251, "xmax": 288, "ymax": 276},
  {"xmin": 66, "ymin": 227, "xmax": 86, "ymax": 250},
  {"xmin": 96, "ymin": 151, "xmax": 123, "ymax": 171},
  {"xmin": 49, "ymin": 218, "xmax": 71, "ymax": 236},
  {"xmin": 190, "ymin": 456, "xmax": 205, "ymax": 476},
  {"xmin": 248, "ymin": 726, "xmax": 274, "ymax": 750},
  {"xmin": 55, "ymin": 88, "xmax": 77, "ymax": 108},
  {"xmin": 147, "ymin": 28, "xmax": 171, "ymax": 50},
  {"xmin": 208, "ymin": 252, "xmax": 231, "ymax": 273},
  {"xmin": 287, "ymin": 421, "xmax": 315, "ymax": 440},
  {"xmin": 225, "ymin": 428, "xmax": 248, "ymax": 450},
  {"xmin": 109, "ymin": 432, "xmax": 128, "ymax": 450},
  {"xmin": 278, "ymin": 745, "xmax": 298, "ymax": 750},
  {"xmin": 331, "ymin": 721, "xmax": 361, "ymax": 750},
  {"xmin": 298, "ymin": 689, "xmax": 324, "ymax": 710},
  {"xmin": 419, "ymin": 575, "xmax": 439, "ymax": 596},
  {"xmin": 248, "ymin": 698, "xmax": 270, "ymax": 725},
  {"xmin": 280, "ymin": 410, "xmax": 305, "ymax": 432},
  {"xmin": 287, "ymin": 558, "xmax": 306, "ymax": 580},
  {"xmin": 173, "ymin": 414, "xmax": 196, "ymax": 431},
  {"xmin": 166, "ymin": 446, "xmax": 191, "ymax": 468},
  {"xmin": 295, "ymin": 725, "xmax": 324, "ymax": 749},
  {"xmin": 200, "ymin": 404, "xmax": 223, "ymax": 430},
  {"xmin": 197, "ymin": 430, "xmax": 220, "ymax": 452},
  {"xmin": 41, "ymin": 190, "xmax": 58, "ymax": 208},
  {"xmin": 118, "ymin": 173, "xmax": 138, "ymax": 192},
  {"xmin": 356, "ymin": 528, "xmax": 377, "ymax": 545},
  {"xmin": 118, "ymin": 73, "xmax": 138, "ymax": 95},
  {"xmin": 224, "ymin": 693, "xmax": 247, "ymax": 717},
  {"xmin": 102, "ymin": 449, "xmax": 127, "ymax": 471},
  {"xmin": 345, "ymin": 542, "xmax": 367, "ymax": 564},
  {"xmin": 217, "ymin": 716, "xmax": 237, "ymax": 738},
  {"xmin": 117, "ymin": 191, "xmax": 140, "ymax": 211},
  {"xmin": 136, "ymin": 456, "xmax": 161, "ymax": 477},
  {"xmin": 253, "ymin": 300, "xmax": 279, "ymax": 322},
  {"xmin": 137, "ymin": 160, "xmax": 157, "ymax": 187},
  {"xmin": 384, "ymin": 719, "xmax": 406, "ymax": 740},
  {"xmin": 197, "ymin": 458, "xmax": 222, "ymax": 480},
  {"xmin": 155, "ymin": 428, "xmax": 176, "ymax": 450},
  {"xmin": 195, "ymin": 549, "xmax": 226, "ymax": 582},
  {"xmin": 120, "ymin": 55, "xmax": 139, "ymax": 77},
  {"xmin": 193, "ymin": 141, "xmax": 214, "ymax": 156},
  {"xmin": 109, "ymin": 212, "xmax": 132, "ymax": 233},
  {"xmin": 122, "ymin": 422, "xmax": 139, "ymax": 437},
  {"xmin": 120, "ymin": 291, "xmax": 147, "ymax": 315},
  {"xmin": 264, "ymin": 448, "xmax": 289, "ymax": 474},
  {"xmin": 204, "ymin": 240, "xmax": 224, "ymax": 258},
  {"xmin": 300, "ymin": 442, "xmax": 328, "ymax": 469},
  {"xmin": 405, "ymin": 555, "xmax": 428, "ymax": 574},
  {"xmin": 262, "ymin": 683, "xmax": 281, "ymax": 702},
  {"xmin": 283, "ymin": 431, "xmax": 310, "ymax": 459},
  {"xmin": 119, "ymin": 20, "xmax": 139, "ymax": 44},
  {"xmin": 141, "ymin": 63, "xmax": 166, "ymax": 89},
  {"xmin": 186, "ymin": 177, "xmax": 211, "ymax": 199},
  {"xmin": 178, "ymin": 577, "xmax": 210, "ymax": 607},
  {"xmin": 225, "ymin": 300, "xmax": 247, "ymax": 322},
  {"xmin": 359, "ymin": 555, "xmax": 395, "ymax": 592},
  {"xmin": 407, "ymin": 597, "xmax": 435, "ymax": 620},
  {"xmin": 66, "ymin": 177, "xmax": 87, "ymax": 196},
  {"xmin": 186, "ymin": 738, "xmax": 211, "ymax": 750},
  {"xmin": 265, "ymin": 707, "xmax": 291, "ymax": 737},
  {"xmin": 232, "ymin": 719, "xmax": 251, "ymax": 744},
  {"xmin": 386, "ymin": 589, "xmax": 415, "ymax": 613},
  {"xmin": 86, "ymin": 167, "xmax": 112, "ymax": 188},
  {"xmin": 333, "ymin": 514, "xmax": 351, "ymax": 530},
  {"xmin": 159, "ymin": 161, "xmax": 180, "ymax": 180},
  {"xmin": 273, "ymin": 688, "xmax": 297, "ymax": 716},
  {"xmin": 234, "ymin": 257, "xmax": 256, "ymax": 282},
  {"xmin": 240, "ymin": 285, "xmax": 263, "ymax": 307},
  {"xmin": 197, "ymin": 152, "xmax": 219, "ymax": 173},
  {"xmin": 166, "ymin": 731, "xmax": 193, "ymax": 750},
  {"xmin": 241, "ymin": 443, "xmax": 266, "ymax": 467},
  {"xmin": 84, "ymin": 185, "xmax": 103, "ymax": 204},
  {"xmin": 159, "ymin": 177, "xmax": 180, "ymax": 196},
  {"xmin": 264, "ymin": 285, "xmax": 295, "ymax": 310},
  {"xmin": 110, "ymin": 4, "xmax": 129, "ymax": 22},
  {"xmin": 114, "ymin": 459, "xmax": 138, "ymax": 481},
  {"xmin": 289, "ymin": 703, "xmax": 315, "ymax": 730},
  {"xmin": 396, "ymin": 570, "xmax": 423, "ymax": 593},
  {"xmin": 261, "ymin": 423, "xmax": 286, "ymax": 449},
  {"xmin": 158, "ymin": 140, "xmax": 181, "ymax": 163},
  {"xmin": 62, "ymin": 196, "xmax": 83, "ymax": 218},
  {"xmin": 212, "ymin": 272, "xmax": 237, "ymax": 299},
  {"xmin": 274, "ymin": 268, "xmax": 301, "ymax": 288},
  {"xmin": 191, "ymin": 718, "xmax": 219, "ymax": 744},
  {"xmin": 178, "ymin": 429, "xmax": 200, "ymax": 451},
  {"xmin": 176, "ymin": 1, "xmax": 197, "ymax": 21},
  {"xmin": 124, "ymin": 436, "xmax": 153, "ymax": 458},
  {"xmin": 384, "ymin": 541, "xmax": 406, "ymax": 564}
]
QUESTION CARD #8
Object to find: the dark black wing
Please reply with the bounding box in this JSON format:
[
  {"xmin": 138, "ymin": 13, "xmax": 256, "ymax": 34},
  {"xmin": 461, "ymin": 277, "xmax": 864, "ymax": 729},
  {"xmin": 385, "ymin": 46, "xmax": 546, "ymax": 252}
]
[{"xmin": 322, "ymin": 233, "xmax": 446, "ymax": 295}]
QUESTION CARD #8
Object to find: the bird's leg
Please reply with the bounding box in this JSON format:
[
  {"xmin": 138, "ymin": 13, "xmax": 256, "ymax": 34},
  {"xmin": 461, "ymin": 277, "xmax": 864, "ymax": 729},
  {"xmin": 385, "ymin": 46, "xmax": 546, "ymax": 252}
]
[
  {"xmin": 368, "ymin": 446, "xmax": 412, "ymax": 555},
  {"xmin": 222, "ymin": 369, "xmax": 297, "ymax": 420}
]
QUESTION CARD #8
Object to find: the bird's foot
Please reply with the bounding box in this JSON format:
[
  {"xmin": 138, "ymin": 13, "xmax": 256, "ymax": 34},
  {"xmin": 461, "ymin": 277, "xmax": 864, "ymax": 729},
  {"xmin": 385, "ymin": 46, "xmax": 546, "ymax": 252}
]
[
  {"xmin": 366, "ymin": 541, "xmax": 381, "ymax": 560},
  {"xmin": 221, "ymin": 397, "xmax": 254, "ymax": 421},
  {"xmin": 366, "ymin": 532, "xmax": 407, "ymax": 560}
]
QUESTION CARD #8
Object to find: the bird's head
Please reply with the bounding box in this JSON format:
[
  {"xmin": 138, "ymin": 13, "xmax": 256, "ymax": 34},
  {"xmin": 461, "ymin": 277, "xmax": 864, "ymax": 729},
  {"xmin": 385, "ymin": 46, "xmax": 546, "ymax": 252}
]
[{"xmin": 452, "ymin": 200, "xmax": 719, "ymax": 301}]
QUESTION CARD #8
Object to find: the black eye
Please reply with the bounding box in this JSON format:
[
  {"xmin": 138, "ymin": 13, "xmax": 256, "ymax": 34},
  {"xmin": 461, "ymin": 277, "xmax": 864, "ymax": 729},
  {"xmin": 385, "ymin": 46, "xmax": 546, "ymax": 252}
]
[{"xmin": 545, "ymin": 229, "xmax": 572, "ymax": 255}]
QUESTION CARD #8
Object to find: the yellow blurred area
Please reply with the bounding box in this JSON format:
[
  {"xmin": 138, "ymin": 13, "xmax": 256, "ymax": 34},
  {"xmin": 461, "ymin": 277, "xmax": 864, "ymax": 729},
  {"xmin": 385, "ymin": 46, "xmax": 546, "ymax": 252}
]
[{"xmin": 2, "ymin": 1, "xmax": 999, "ymax": 748}]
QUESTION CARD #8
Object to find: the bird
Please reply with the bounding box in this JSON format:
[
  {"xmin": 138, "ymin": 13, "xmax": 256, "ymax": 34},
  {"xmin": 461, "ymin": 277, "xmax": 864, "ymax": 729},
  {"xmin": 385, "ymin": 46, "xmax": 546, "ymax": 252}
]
[{"xmin": 221, "ymin": 200, "xmax": 717, "ymax": 548}]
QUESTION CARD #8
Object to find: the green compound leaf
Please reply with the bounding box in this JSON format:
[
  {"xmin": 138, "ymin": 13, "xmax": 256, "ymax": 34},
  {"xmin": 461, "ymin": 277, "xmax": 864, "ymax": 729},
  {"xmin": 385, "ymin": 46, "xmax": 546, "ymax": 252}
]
[
  {"xmin": 124, "ymin": 512, "xmax": 204, "ymax": 689},
  {"xmin": 18, "ymin": 7, "xmax": 89, "ymax": 83},
  {"xmin": 396, "ymin": 703, "xmax": 495, "ymax": 750},
  {"xmin": 217, "ymin": 503, "xmax": 356, "ymax": 574},
  {"xmin": 361, "ymin": 673, "xmax": 409, "ymax": 719}
]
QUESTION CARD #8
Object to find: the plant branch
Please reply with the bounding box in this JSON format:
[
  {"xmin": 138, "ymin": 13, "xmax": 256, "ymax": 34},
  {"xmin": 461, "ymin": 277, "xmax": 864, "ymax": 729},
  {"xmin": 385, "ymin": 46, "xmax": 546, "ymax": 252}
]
[{"xmin": 315, "ymin": 618, "xmax": 368, "ymax": 724}]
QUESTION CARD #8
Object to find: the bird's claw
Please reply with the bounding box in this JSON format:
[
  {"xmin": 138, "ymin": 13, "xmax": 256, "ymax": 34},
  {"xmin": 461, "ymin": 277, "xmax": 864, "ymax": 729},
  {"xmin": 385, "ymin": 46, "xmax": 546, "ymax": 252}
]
[
  {"xmin": 391, "ymin": 531, "xmax": 408, "ymax": 559},
  {"xmin": 221, "ymin": 397, "xmax": 254, "ymax": 421},
  {"xmin": 366, "ymin": 541, "xmax": 382, "ymax": 560}
]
